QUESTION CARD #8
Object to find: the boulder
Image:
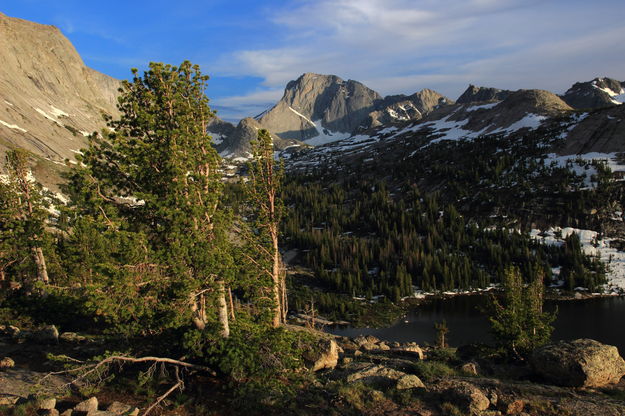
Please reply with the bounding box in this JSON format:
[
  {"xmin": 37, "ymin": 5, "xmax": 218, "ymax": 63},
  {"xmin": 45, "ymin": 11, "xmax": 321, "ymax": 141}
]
[
  {"xmin": 347, "ymin": 364, "xmax": 424, "ymax": 390},
  {"xmin": 396, "ymin": 374, "xmax": 425, "ymax": 390},
  {"xmin": 0, "ymin": 395, "xmax": 20, "ymax": 406},
  {"xmin": 37, "ymin": 397, "xmax": 57, "ymax": 410},
  {"xmin": 531, "ymin": 338, "xmax": 625, "ymax": 387},
  {"xmin": 443, "ymin": 381, "xmax": 490, "ymax": 414},
  {"xmin": 392, "ymin": 343, "xmax": 424, "ymax": 360},
  {"xmin": 40, "ymin": 410, "xmax": 60, "ymax": 416},
  {"xmin": 461, "ymin": 362, "xmax": 479, "ymax": 376},
  {"xmin": 0, "ymin": 325, "xmax": 20, "ymax": 338},
  {"xmin": 59, "ymin": 332, "xmax": 87, "ymax": 343},
  {"xmin": 304, "ymin": 339, "xmax": 339, "ymax": 372},
  {"xmin": 377, "ymin": 342, "xmax": 391, "ymax": 351},
  {"xmin": 106, "ymin": 402, "xmax": 133, "ymax": 415},
  {"xmin": 74, "ymin": 397, "xmax": 98, "ymax": 413},
  {"xmin": 0, "ymin": 356, "xmax": 15, "ymax": 369},
  {"xmin": 347, "ymin": 364, "xmax": 403, "ymax": 385},
  {"xmin": 501, "ymin": 399, "xmax": 525, "ymax": 415},
  {"xmin": 30, "ymin": 325, "xmax": 59, "ymax": 344}
]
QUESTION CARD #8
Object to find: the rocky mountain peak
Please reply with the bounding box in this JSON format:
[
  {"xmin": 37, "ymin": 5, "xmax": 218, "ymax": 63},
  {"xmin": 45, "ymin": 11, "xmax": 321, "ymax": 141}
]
[
  {"xmin": 213, "ymin": 116, "xmax": 303, "ymax": 158},
  {"xmin": 498, "ymin": 89, "xmax": 573, "ymax": 115},
  {"xmin": 257, "ymin": 73, "xmax": 382, "ymax": 142},
  {"xmin": 456, "ymin": 85, "xmax": 512, "ymax": 104},
  {"xmin": 441, "ymin": 89, "xmax": 573, "ymax": 134},
  {"xmin": 561, "ymin": 77, "xmax": 625, "ymax": 109},
  {"xmin": 360, "ymin": 88, "xmax": 453, "ymax": 130}
]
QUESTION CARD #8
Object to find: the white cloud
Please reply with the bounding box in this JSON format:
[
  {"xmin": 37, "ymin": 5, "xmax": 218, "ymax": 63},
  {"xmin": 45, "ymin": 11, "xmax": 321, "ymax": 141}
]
[
  {"xmin": 215, "ymin": 0, "xmax": 625, "ymax": 118},
  {"xmin": 211, "ymin": 88, "xmax": 284, "ymax": 122}
]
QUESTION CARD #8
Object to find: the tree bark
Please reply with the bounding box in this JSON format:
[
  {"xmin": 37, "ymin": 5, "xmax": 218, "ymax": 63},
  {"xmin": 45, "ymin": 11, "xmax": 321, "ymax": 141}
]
[
  {"xmin": 228, "ymin": 287, "xmax": 236, "ymax": 321},
  {"xmin": 32, "ymin": 246, "xmax": 49, "ymax": 284},
  {"xmin": 271, "ymin": 230, "xmax": 282, "ymax": 328},
  {"xmin": 190, "ymin": 292, "xmax": 206, "ymax": 331},
  {"xmin": 281, "ymin": 259, "xmax": 287, "ymax": 323},
  {"xmin": 217, "ymin": 280, "xmax": 230, "ymax": 338}
]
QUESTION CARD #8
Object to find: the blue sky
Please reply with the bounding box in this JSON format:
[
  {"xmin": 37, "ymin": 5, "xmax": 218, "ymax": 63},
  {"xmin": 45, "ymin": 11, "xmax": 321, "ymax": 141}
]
[{"xmin": 3, "ymin": 0, "xmax": 625, "ymax": 122}]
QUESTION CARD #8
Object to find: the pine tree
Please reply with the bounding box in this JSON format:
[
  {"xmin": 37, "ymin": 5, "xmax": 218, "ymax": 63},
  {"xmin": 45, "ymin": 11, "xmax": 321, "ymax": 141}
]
[
  {"xmin": 75, "ymin": 61, "xmax": 232, "ymax": 337},
  {"xmin": 488, "ymin": 266, "xmax": 555, "ymax": 358},
  {"xmin": 243, "ymin": 129, "xmax": 287, "ymax": 327},
  {"xmin": 2, "ymin": 149, "xmax": 50, "ymax": 284}
]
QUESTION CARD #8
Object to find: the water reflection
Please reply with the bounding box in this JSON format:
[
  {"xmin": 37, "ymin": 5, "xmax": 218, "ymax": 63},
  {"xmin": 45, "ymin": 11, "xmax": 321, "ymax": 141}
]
[{"xmin": 328, "ymin": 295, "xmax": 625, "ymax": 354}]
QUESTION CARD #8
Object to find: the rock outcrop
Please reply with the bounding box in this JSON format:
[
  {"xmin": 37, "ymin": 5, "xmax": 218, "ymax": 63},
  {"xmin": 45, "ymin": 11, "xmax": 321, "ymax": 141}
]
[
  {"xmin": 346, "ymin": 363, "xmax": 425, "ymax": 390},
  {"xmin": 304, "ymin": 339, "xmax": 339, "ymax": 372},
  {"xmin": 360, "ymin": 88, "xmax": 452, "ymax": 130},
  {"xmin": 456, "ymin": 85, "xmax": 512, "ymax": 104},
  {"xmin": 441, "ymin": 381, "xmax": 491, "ymax": 414},
  {"xmin": 257, "ymin": 73, "xmax": 382, "ymax": 141},
  {"xmin": 558, "ymin": 105, "xmax": 625, "ymax": 155},
  {"xmin": 561, "ymin": 77, "xmax": 625, "ymax": 110},
  {"xmin": 531, "ymin": 338, "xmax": 625, "ymax": 387},
  {"xmin": 444, "ymin": 89, "xmax": 573, "ymax": 134},
  {"xmin": 214, "ymin": 117, "xmax": 303, "ymax": 158},
  {"xmin": 0, "ymin": 13, "xmax": 120, "ymax": 189}
]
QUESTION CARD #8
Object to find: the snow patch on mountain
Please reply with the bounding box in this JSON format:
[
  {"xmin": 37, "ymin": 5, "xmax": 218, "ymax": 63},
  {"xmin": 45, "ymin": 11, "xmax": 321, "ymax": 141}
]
[
  {"xmin": 465, "ymin": 102, "xmax": 499, "ymax": 112},
  {"xmin": 544, "ymin": 152, "xmax": 625, "ymax": 174},
  {"xmin": 531, "ymin": 227, "xmax": 625, "ymax": 292},
  {"xmin": 0, "ymin": 119, "xmax": 27, "ymax": 132},
  {"xmin": 49, "ymin": 105, "xmax": 69, "ymax": 118},
  {"xmin": 592, "ymin": 81, "xmax": 624, "ymax": 105},
  {"xmin": 306, "ymin": 120, "xmax": 352, "ymax": 146},
  {"xmin": 288, "ymin": 106, "xmax": 316, "ymax": 127},
  {"xmin": 503, "ymin": 113, "xmax": 546, "ymax": 131},
  {"xmin": 35, "ymin": 107, "xmax": 62, "ymax": 126}
]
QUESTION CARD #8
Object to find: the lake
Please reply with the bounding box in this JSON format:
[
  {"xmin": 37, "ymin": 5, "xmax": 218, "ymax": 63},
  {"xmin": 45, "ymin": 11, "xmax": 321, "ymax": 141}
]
[{"xmin": 328, "ymin": 295, "xmax": 625, "ymax": 354}]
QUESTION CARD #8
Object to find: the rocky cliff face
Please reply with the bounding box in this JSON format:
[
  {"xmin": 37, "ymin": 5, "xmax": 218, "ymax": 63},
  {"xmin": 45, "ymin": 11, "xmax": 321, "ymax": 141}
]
[
  {"xmin": 559, "ymin": 105, "xmax": 625, "ymax": 155},
  {"xmin": 456, "ymin": 85, "xmax": 512, "ymax": 104},
  {"xmin": 561, "ymin": 77, "xmax": 625, "ymax": 110},
  {"xmin": 215, "ymin": 117, "xmax": 302, "ymax": 158},
  {"xmin": 361, "ymin": 88, "xmax": 452, "ymax": 129},
  {"xmin": 256, "ymin": 73, "xmax": 382, "ymax": 142},
  {"xmin": 0, "ymin": 12, "xmax": 119, "ymax": 187}
]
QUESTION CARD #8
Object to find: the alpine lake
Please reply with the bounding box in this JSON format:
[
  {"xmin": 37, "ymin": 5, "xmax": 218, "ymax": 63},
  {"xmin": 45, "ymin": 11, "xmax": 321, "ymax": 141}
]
[{"xmin": 328, "ymin": 294, "xmax": 625, "ymax": 354}]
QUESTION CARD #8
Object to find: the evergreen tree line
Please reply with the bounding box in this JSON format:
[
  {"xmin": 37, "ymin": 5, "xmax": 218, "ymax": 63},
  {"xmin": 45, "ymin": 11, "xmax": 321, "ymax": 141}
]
[{"xmin": 283, "ymin": 177, "xmax": 606, "ymax": 301}]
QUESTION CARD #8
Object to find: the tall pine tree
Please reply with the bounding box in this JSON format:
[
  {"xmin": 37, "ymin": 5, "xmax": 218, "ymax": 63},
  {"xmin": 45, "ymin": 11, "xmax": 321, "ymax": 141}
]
[{"xmin": 75, "ymin": 61, "xmax": 232, "ymax": 337}]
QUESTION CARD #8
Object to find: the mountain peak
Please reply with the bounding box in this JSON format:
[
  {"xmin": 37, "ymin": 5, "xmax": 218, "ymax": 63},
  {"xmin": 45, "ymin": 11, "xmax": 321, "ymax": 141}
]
[
  {"xmin": 562, "ymin": 77, "xmax": 625, "ymax": 109},
  {"xmin": 456, "ymin": 85, "xmax": 512, "ymax": 104},
  {"xmin": 257, "ymin": 73, "xmax": 382, "ymax": 142}
]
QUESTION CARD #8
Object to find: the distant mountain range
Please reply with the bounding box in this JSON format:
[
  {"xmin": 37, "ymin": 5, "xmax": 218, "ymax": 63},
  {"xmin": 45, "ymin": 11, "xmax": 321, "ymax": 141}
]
[
  {"xmin": 0, "ymin": 12, "xmax": 623, "ymax": 187},
  {"xmin": 212, "ymin": 73, "xmax": 624, "ymax": 158}
]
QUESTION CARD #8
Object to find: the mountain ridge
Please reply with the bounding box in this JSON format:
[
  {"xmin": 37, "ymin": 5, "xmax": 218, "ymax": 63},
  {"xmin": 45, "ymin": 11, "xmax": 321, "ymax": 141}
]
[{"xmin": 0, "ymin": 12, "xmax": 120, "ymax": 189}]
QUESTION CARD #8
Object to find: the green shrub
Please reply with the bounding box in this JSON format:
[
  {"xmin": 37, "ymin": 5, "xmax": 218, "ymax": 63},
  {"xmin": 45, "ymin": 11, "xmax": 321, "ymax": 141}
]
[{"xmin": 411, "ymin": 361, "xmax": 456, "ymax": 381}]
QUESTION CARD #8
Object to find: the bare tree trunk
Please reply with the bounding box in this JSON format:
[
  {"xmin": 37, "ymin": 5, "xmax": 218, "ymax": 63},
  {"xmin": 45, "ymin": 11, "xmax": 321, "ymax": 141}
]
[
  {"xmin": 271, "ymin": 233, "xmax": 282, "ymax": 328},
  {"xmin": 217, "ymin": 280, "xmax": 230, "ymax": 338},
  {"xmin": 228, "ymin": 287, "xmax": 236, "ymax": 321},
  {"xmin": 32, "ymin": 247, "xmax": 49, "ymax": 284},
  {"xmin": 189, "ymin": 292, "xmax": 206, "ymax": 331},
  {"xmin": 280, "ymin": 259, "xmax": 287, "ymax": 323}
]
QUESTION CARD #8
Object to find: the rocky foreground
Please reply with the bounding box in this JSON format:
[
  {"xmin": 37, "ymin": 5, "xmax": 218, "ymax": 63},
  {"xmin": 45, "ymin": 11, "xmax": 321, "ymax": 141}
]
[{"xmin": 2, "ymin": 324, "xmax": 625, "ymax": 415}]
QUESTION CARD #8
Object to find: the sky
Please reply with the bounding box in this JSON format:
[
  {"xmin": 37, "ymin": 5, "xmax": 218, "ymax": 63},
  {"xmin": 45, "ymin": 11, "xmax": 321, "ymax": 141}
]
[{"xmin": 2, "ymin": 0, "xmax": 625, "ymax": 123}]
